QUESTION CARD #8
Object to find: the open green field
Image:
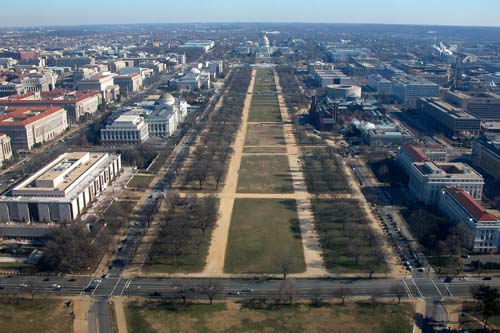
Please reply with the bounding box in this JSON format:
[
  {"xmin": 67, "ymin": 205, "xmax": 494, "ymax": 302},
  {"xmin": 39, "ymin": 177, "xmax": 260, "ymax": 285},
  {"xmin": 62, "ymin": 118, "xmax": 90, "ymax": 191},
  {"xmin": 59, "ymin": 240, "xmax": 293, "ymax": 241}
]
[
  {"xmin": 248, "ymin": 96, "xmax": 282, "ymax": 122},
  {"xmin": 237, "ymin": 155, "xmax": 293, "ymax": 193},
  {"xmin": 0, "ymin": 298, "xmax": 73, "ymax": 333},
  {"xmin": 313, "ymin": 199, "xmax": 388, "ymax": 274},
  {"xmin": 127, "ymin": 175, "xmax": 154, "ymax": 188},
  {"xmin": 245, "ymin": 123, "xmax": 285, "ymax": 146},
  {"xmin": 242, "ymin": 146, "xmax": 287, "ymax": 154},
  {"xmin": 125, "ymin": 301, "xmax": 414, "ymax": 333},
  {"xmin": 224, "ymin": 199, "xmax": 305, "ymax": 274}
]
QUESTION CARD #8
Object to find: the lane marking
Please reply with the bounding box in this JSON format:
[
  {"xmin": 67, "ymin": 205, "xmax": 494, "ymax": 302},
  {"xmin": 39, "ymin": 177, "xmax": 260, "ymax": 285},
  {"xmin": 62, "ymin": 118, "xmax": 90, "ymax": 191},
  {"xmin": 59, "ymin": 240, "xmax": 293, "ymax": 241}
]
[
  {"xmin": 109, "ymin": 277, "xmax": 121, "ymax": 296},
  {"xmin": 444, "ymin": 283, "xmax": 454, "ymax": 297},
  {"xmin": 402, "ymin": 279, "xmax": 413, "ymax": 298},
  {"xmin": 120, "ymin": 280, "xmax": 132, "ymax": 296},
  {"xmin": 431, "ymin": 279, "xmax": 443, "ymax": 297},
  {"xmin": 411, "ymin": 279, "xmax": 424, "ymax": 298}
]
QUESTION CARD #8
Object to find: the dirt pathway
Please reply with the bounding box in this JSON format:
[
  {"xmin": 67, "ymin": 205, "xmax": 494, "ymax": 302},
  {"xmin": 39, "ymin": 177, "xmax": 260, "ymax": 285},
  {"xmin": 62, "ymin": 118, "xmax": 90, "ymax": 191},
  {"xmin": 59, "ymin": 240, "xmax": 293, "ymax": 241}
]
[
  {"xmin": 274, "ymin": 71, "xmax": 327, "ymax": 276},
  {"xmin": 73, "ymin": 296, "xmax": 91, "ymax": 333},
  {"xmin": 113, "ymin": 297, "xmax": 128, "ymax": 333},
  {"xmin": 203, "ymin": 69, "xmax": 256, "ymax": 275}
]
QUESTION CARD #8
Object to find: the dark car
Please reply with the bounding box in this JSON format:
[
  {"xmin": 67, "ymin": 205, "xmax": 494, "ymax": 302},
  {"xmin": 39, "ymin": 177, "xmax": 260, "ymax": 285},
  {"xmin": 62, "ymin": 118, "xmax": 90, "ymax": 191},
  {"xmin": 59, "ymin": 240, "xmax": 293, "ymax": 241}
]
[
  {"xmin": 67, "ymin": 278, "xmax": 76, "ymax": 282},
  {"xmin": 444, "ymin": 277, "xmax": 453, "ymax": 283},
  {"xmin": 83, "ymin": 285, "xmax": 95, "ymax": 292},
  {"xmin": 483, "ymin": 277, "xmax": 492, "ymax": 281}
]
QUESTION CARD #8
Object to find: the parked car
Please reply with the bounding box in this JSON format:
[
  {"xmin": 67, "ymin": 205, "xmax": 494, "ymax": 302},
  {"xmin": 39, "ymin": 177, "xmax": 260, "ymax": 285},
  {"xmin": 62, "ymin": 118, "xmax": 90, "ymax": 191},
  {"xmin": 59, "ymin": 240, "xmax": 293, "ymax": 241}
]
[{"xmin": 228, "ymin": 291, "xmax": 240, "ymax": 296}]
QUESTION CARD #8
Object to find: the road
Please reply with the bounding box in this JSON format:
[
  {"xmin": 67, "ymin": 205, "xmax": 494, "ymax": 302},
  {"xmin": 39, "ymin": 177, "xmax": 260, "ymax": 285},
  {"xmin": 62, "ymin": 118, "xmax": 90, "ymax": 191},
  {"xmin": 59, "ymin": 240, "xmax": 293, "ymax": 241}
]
[
  {"xmin": 0, "ymin": 275, "xmax": 495, "ymax": 300},
  {"xmin": 88, "ymin": 297, "xmax": 112, "ymax": 333}
]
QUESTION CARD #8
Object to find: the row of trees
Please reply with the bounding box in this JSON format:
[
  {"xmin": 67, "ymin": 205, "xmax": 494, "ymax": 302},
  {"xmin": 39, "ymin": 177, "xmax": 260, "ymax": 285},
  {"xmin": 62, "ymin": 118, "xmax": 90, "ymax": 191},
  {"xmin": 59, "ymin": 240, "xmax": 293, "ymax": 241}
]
[
  {"xmin": 275, "ymin": 65, "xmax": 309, "ymax": 115},
  {"xmin": 179, "ymin": 66, "xmax": 253, "ymax": 190},
  {"xmin": 303, "ymin": 148, "xmax": 350, "ymax": 195},
  {"xmin": 37, "ymin": 200, "xmax": 131, "ymax": 272},
  {"xmin": 149, "ymin": 192, "xmax": 219, "ymax": 267},
  {"xmin": 313, "ymin": 200, "xmax": 386, "ymax": 277}
]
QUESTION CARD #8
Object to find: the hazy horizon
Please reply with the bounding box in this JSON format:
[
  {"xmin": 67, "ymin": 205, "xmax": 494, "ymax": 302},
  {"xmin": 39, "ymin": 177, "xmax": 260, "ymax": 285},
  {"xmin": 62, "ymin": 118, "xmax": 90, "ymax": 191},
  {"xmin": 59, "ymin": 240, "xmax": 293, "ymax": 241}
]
[{"xmin": 2, "ymin": 0, "xmax": 500, "ymax": 28}]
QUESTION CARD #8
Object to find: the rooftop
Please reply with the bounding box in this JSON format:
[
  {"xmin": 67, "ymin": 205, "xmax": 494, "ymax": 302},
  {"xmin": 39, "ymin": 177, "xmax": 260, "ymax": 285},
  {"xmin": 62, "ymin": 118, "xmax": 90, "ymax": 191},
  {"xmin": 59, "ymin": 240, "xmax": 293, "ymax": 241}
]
[
  {"xmin": 445, "ymin": 187, "xmax": 498, "ymax": 222},
  {"xmin": 0, "ymin": 106, "xmax": 65, "ymax": 126},
  {"xmin": 420, "ymin": 98, "xmax": 478, "ymax": 120}
]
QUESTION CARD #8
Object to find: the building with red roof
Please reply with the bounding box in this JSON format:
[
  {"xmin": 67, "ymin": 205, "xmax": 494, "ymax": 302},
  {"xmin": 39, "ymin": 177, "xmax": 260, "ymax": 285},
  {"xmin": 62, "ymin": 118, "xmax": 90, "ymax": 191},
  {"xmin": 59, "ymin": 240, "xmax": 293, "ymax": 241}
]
[
  {"xmin": 0, "ymin": 90, "xmax": 99, "ymax": 123},
  {"xmin": 397, "ymin": 144, "xmax": 447, "ymax": 174},
  {"xmin": 0, "ymin": 106, "xmax": 68, "ymax": 150},
  {"xmin": 439, "ymin": 187, "xmax": 500, "ymax": 253}
]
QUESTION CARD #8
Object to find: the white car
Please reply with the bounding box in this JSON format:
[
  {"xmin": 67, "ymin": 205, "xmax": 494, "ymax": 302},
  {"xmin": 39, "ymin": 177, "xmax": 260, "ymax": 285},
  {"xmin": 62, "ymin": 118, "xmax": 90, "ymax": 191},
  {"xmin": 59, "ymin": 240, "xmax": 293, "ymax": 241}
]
[{"xmin": 51, "ymin": 284, "xmax": 61, "ymax": 289}]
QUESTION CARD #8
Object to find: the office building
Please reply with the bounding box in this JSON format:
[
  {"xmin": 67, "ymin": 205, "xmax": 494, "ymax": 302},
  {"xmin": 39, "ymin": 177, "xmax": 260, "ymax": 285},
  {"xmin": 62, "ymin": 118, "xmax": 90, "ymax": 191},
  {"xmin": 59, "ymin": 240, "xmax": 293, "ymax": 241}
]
[
  {"xmin": 0, "ymin": 152, "xmax": 122, "ymax": 223},
  {"xmin": 368, "ymin": 74, "xmax": 392, "ymax": 94},
  {"xmin": 392, "ymin": 76, "xmax": 439, "ymax": 104},
  {"xmin": 78, "ymin": 75, "xmax": 119, "ymax": 103},
  {"xmin": 360, "ymin": 123, "xmax": 415, "ymax": 146},
  {"xmin": 100, "ymin": 114, "xmax": 149, "ymax": 145},
  {"xmin": 0, "ymin": 106, "xmax": 68, "ymax": 150},
  {"xmin": 0, "ymin": 133, "xmax": 12, "ymax": 167},
  {"xmin": 444, "ymin": 91, "xmax": 500, "ymax": 121},
  {"xmin": 0, "ymin": 91, "xmax": 100, "ymax": 124},
  {"xmin": 439, "ymin": 187, "xmax": 500, "ymax": 253},
  {"xmin": 0, "ymin": 81, "xmax": 25, "ymax": 97},
  {"xmin": 114, "ymin": 73, "xmax": 143, "ymax": 96},
  {"xmin": 407, "ymin": 161, "xmax": 484, "ymax": 205},
  {"xmin": 313, "ymin": 69, "xmax": 353, "ymax": 88},
  {"xmin": 417, "ymin": 98, "xmax": 481, "ymax": 137},
  {"xmin": 397, "ymin": 144, "xmax": 447, "ymax": 173},
  {"xmin": 472, "ymin": 135, "xmax": 500, "ymax": 182},
  {"xmin": 178, "ymin": 40, "xmax": 215, "ymax": 52}
]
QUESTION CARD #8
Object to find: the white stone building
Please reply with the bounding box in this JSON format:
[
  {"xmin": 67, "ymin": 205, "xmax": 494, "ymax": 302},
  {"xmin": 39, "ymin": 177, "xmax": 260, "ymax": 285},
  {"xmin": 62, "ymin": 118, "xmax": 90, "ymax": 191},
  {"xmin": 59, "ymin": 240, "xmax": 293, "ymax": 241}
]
[
  {"xmin": 0, "ymin": 133, "xmax": 13, "ymax": 167},
  {"xmin": 439, "ymin": 187, "xmax": 500, "ymax": 253},
  {"xmin": 0, "ymin": 152, "xmax": 122, "ymax": 223},
  {"xmin": 100, "ymin": 114, "xmax": 149, "ymax": 145}
]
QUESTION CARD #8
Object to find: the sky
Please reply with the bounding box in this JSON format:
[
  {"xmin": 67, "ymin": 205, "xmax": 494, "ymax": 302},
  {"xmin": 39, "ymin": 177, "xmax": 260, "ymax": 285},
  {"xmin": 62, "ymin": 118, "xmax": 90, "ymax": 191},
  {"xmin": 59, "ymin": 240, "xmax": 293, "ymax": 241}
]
[{"xmin": 2, "ymin": 0, "xmax": 500, "ymax": 27}]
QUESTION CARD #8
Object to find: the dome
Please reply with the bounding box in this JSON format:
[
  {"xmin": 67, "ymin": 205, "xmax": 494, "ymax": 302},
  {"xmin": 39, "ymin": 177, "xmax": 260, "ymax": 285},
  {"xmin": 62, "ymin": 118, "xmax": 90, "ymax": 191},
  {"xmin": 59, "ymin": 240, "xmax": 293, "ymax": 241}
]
[
  {"xmin": 262, "ymin": 35, "xmax": 270, "ymax": 48},
  {"xmin": 160, "ymin": 93, "xmax": 175, "ymax": 106},
  {"xmin": 189, "ymin": 67, "xmax": 201, "ymax": 74}
]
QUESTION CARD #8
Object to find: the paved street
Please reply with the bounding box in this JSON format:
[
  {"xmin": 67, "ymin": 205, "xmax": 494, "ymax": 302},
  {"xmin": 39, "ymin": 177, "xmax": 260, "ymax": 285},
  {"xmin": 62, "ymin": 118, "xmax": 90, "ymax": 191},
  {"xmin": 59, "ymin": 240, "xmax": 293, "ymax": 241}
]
[{"xmin": 0, "ymin": 274, "xmax": 495, "ymax": 299}]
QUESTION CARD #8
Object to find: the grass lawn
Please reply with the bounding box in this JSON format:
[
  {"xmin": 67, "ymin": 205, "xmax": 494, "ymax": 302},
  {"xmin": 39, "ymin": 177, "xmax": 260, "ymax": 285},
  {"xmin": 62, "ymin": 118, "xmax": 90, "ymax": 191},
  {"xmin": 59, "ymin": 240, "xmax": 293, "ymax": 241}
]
[
  {"xmin": 224, "ymin": 199, "xmax": 305, "ymax": 274},
  {"xmin": 144, "ymin": 227, "xmax": 212, "ymax": 274},
  {"xmin": 0, "ymin": 298, "xmax": 73, "ymax": 333},
  {"xmin": 462, "ymin": 302, "xmax": 500, "ymax": 330},
  {"xmin": 313, "ymin": 199, "xmax": 388, "ymax": 274},
  {"xmin": 127, "ymin": 175, "xmax": 154, "ymax": 188},
  {"xmin": 243, "ymin": 146, "xmax": 287, "ymax": 154},
  {"xmin": 248, "ymin": 106, "xmax": 282, "ymax": 122},
  {"xmin": 103, "ymin": 200, "xmax": 137, "ymax": 219},
  {"xmin": 237, "ymin": 155, "xmax": 293, "ymax": 193},
  {"xmin": 245, "ymin": 123, "xmax": 285, "ymax": 146},
  {"xmin": 125, "ymin": 301, "xmax": 414, "ymax": 333}
]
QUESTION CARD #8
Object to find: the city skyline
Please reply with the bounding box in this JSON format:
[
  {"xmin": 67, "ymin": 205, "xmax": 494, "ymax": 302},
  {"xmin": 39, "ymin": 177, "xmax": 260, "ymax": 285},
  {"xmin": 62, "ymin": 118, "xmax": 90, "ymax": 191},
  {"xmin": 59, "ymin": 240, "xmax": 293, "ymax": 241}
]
[{"xmin": 2, "ymin": 0, "xmax": 500, "ymax": 28}]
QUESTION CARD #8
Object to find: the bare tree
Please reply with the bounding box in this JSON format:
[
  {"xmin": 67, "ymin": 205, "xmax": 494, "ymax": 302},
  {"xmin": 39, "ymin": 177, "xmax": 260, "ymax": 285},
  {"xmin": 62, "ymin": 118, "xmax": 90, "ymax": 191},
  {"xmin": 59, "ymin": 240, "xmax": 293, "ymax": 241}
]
[
  {"xmin": 278, "ymin": 253, "xmax": 296, "ymax": 280},
  {"xmin": 191, "ymin": 162, "xmax": 209, "ymax": 190},
  {"xmin": 165, "ymin": 190, "xmax": 181, "ymax": 213},
  {"xmin": 391, "ymin": 285, "xmax": 407, "ymax": 304},
  {"xmin": 334, "ymin": 286, "xmax": 351, "ymax": 305},
  {"xmin": 175, "ymin": 280, "xmax": 189, "ymax": 305},
  {"xmin": 201, "ymin": 280, "xmax": 220, "ymax": 305},
  {"xmin": 311, "ymin": 286, "xmax": 322, "ymax": 306},
  {"xmin": 194, "ymin": 195, "xmax": 219, "ymax": 237},
  {"xmin": 279, "ymin": 279, "xmax": 297, "ymax": 305},
  {"xmin": 213, "ymin": 163, "xmax": 225, "ymax": 190}
]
